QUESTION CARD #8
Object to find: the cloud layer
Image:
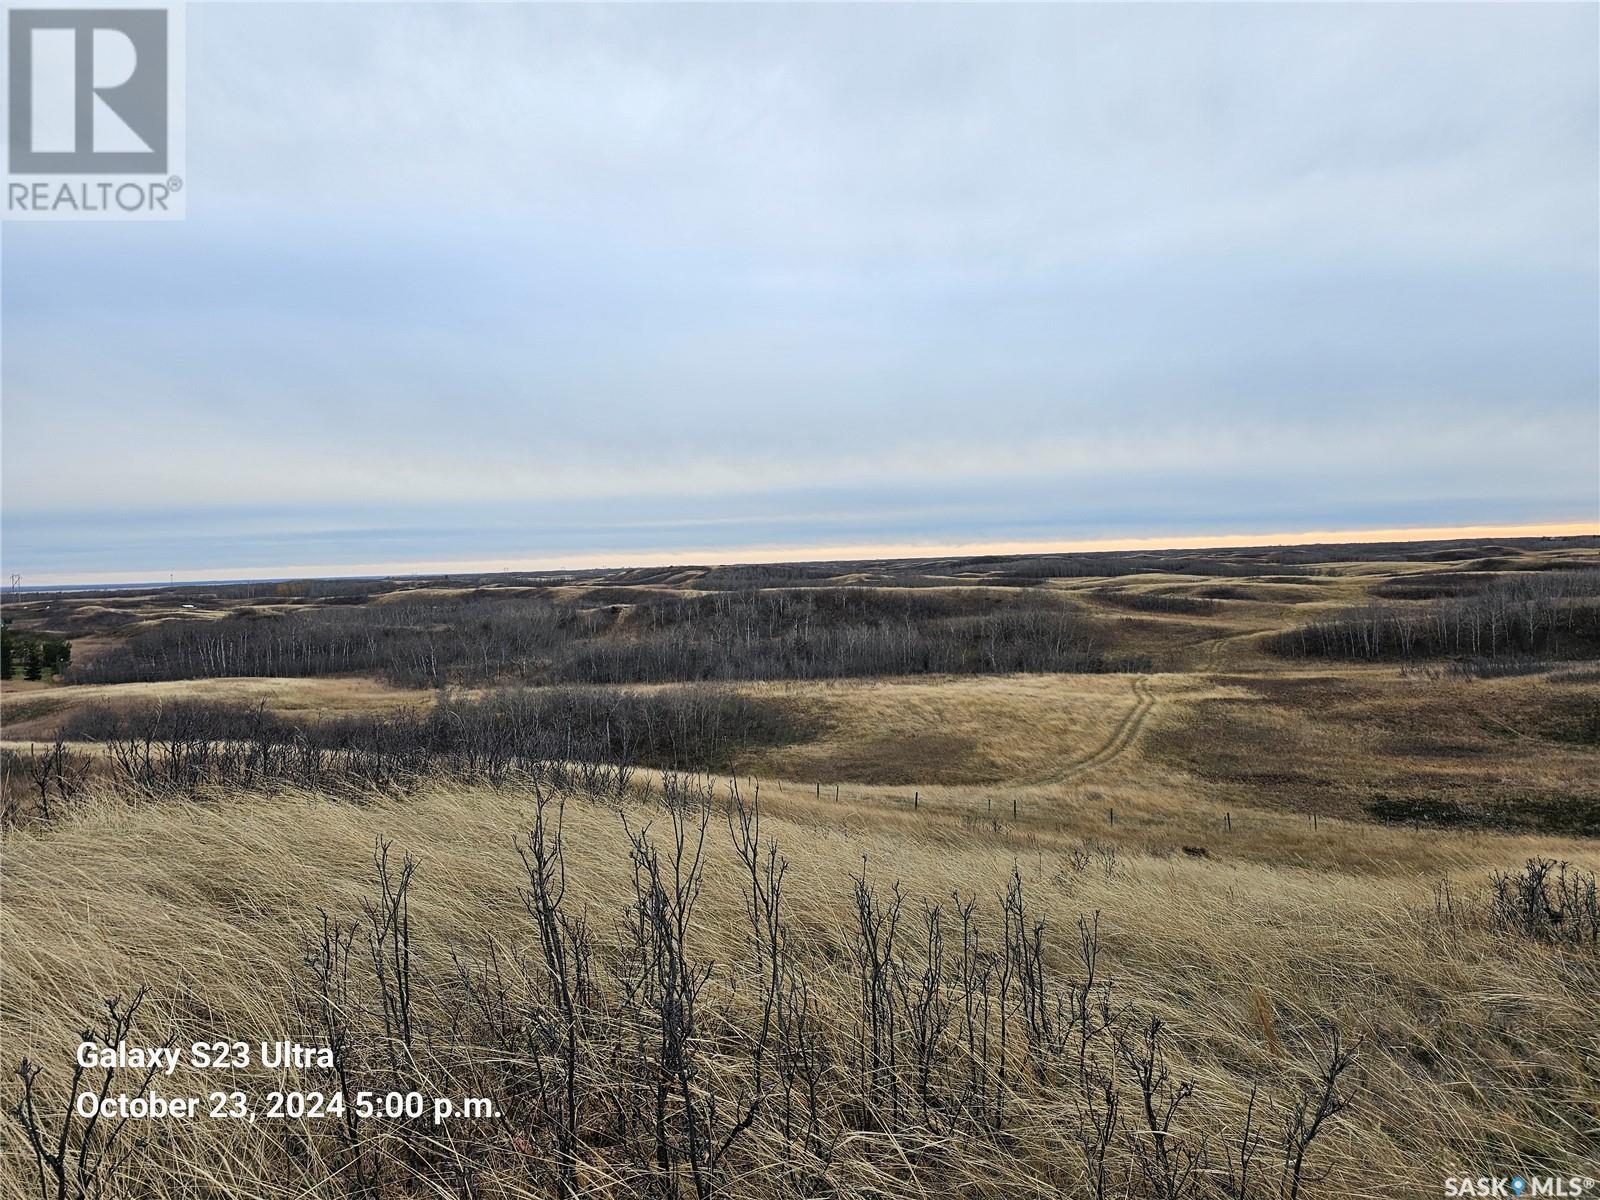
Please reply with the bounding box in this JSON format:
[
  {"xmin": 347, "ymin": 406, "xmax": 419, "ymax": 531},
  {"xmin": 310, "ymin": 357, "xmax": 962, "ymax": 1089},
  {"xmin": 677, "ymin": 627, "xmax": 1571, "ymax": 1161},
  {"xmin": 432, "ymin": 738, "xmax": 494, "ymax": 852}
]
[{"xmin": 4, "ymin": 3, "xmax": 1596, "ymax": 582}]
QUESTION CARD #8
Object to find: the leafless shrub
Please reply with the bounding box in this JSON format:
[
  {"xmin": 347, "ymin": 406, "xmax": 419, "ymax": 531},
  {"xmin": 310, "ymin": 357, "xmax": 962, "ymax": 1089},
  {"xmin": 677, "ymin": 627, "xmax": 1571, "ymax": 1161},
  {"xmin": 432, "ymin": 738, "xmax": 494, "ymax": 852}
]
[
  {"xmin": 1279, "ymin": 1030, "xmax": 1358, "ymax": 1200},
  {"xmin": 1223, "ymin": 1084, "xmax": 1265, "ymax": 1199},
  {"xmin": 9, "ymin": 989, "xmax": 165, "ymax": 1200},
  {"xmin": 1487, "ymin": 858, "xmax": 1599, "ymax": 947},
  {"xmin": 1118, "ymin": 1016, "xmax": 1207, "ymax": 1200},
  {"xmin": 620, "ymin": 792, "xmax": 758, "ymax": 1198},
  {"xmin": 898, "ymin": 901, "xmax": 955, "ymax": 1127},
  {"xmin": 304, "ymin": 913, "xmax": 368, "ymax": 1192},
  {"xmin": 363, "ymin": 840, "xmax": 418, "ymax": 1085},
  {"xmin": 13, "ymin": 739, "xmax": 90, "ymax": 823},
  {"xmin": 1077, "ymin": 1067, "xmax": 1123, "ymax": 1200},
  {"xmin": 73, "ymin": 687, "xmax": 800, "ymax": 802},
  {"xmin": 514, "ymin": 784, "xmax": 595, "ymax": 1197},
  {"xmin": 1004, "ymin": 868, "xmax": 1066, "ymax": 1069},
  {"xmin": 256, "ymin": 786, "xmax": 1362, "ymax": 1199},
  {"xmin": 850, "ymin": 864, "xmax": 905, "ymax": 1130},
  {"xmin": 952, "ymin": 891, "xmax": 998, "ymax": 1129}
]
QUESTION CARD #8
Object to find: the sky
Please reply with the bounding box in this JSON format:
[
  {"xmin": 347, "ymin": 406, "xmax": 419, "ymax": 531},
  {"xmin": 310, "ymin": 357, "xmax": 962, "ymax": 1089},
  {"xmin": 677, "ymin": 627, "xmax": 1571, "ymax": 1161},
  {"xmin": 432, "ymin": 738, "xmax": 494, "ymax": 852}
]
[{"xmin": 3, "ymin": 2, "xmax": 1597, "ymax": 585}]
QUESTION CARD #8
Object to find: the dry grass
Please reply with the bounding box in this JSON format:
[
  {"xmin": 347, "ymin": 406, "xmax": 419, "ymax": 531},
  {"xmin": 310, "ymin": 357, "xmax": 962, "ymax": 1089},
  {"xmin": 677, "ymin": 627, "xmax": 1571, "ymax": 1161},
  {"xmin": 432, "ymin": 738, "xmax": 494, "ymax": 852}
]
[
  {"xmin": 737, "ymin": 674, "xmax": 1218, "ymax": 786},
  {"xmin": 1146, "ymin": 668, "xmax": 1600, "ymax": 830},
  {"xmin": 2, "ymin": 779, "xmax": 1596, "ymax": 1198}
]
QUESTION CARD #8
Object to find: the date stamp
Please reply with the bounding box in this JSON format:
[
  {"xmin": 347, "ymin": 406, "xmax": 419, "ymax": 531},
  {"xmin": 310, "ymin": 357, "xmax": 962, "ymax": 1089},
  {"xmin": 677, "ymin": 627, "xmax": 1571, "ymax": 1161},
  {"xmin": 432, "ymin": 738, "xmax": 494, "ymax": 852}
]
[{"xmin": 73, "ymin": 1040, "xmax": 500, "ymax": 1125}]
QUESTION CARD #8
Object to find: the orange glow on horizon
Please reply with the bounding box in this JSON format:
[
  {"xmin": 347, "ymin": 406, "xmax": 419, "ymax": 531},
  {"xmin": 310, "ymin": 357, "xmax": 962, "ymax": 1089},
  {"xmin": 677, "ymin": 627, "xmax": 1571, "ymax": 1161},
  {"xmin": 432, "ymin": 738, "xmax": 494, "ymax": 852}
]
[{"xmin": 19, "ymin": 519, "xmax": 1596, "ymax": 588}]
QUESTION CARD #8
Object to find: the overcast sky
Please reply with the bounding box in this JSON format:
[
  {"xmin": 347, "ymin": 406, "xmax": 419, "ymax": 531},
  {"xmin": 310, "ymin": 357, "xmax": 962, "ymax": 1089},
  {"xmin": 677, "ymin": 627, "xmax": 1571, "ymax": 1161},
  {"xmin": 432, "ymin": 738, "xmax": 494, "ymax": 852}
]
[{"xmin": 4, "ymin": 2, "xmax": 1597, "ymax": 584}]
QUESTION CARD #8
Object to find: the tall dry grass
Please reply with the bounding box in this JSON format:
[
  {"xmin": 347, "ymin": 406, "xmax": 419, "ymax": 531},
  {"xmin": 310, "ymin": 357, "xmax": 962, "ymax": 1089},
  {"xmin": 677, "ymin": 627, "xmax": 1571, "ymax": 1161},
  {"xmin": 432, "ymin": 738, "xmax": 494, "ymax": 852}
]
[{"xmin": 2, "ymin": 774, "xmax": 1596, "ymax": 1198}]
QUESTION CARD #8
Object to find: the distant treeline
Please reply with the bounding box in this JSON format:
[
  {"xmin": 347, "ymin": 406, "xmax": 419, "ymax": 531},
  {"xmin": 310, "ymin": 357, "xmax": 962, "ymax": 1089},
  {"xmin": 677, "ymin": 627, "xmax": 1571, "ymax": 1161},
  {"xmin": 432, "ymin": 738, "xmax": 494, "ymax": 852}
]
[
  {"xmin": 1367, "ymin": 573, "xmax": 1500, "ymax": 602},
  {"xmin": 53, "ymin": 685, "xmax": 807, "ymax": 796},
  {"xmin": 69, "ymin": 596, "xmax": 583, "ymax": 686},
  {"xmin": 1269, "ymin": 570, "xmax": 1600, "ymax": 662},
  {"xmin": 1366, "ymin": 563, "xmax": 1586, "ymax": 602},
  {"xmin": 68, "ymin": 588, "xmax": 1148, "ymax": 688},
  {"xmin": 943, "ymin": 554, "xmax": 1313, "ymax": 581},
  {"xmin": 1094, "ymin": 591, "xmax": 1223, "ymax": 616},
  {"xmin": 555, "ymin": 590, "xmax": 1143, "ymax": 683}
]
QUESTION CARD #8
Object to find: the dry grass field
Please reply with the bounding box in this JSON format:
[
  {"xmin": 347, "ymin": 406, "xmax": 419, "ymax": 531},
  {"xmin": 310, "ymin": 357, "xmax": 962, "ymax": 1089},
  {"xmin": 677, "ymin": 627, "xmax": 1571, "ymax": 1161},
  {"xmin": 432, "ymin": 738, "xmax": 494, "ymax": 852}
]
[{"xmin": 1, "ymin": 536, "xmax": 1596, "ymax": 1199}]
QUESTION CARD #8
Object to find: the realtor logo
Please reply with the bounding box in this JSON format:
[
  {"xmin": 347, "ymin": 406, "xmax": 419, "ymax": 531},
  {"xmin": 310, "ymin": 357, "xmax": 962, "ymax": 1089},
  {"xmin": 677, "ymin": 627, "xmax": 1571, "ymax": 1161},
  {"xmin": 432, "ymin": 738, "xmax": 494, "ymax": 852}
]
[
  {"xmin": 9, "ymin": 8, "xmax": 167, "ymax": 172},
  {"xmin": 5, "ymin": 3, "xmax": 184, "ymax": 219}
]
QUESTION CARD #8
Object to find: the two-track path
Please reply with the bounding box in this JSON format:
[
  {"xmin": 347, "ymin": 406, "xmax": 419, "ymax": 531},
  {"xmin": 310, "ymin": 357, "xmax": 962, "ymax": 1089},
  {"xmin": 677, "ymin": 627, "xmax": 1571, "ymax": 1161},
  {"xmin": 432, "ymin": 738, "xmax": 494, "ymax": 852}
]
[
  {"xmin": 1004, "ymin": 674, "xmax": 1161, "ymax": 788},
  {"xmin": 1057, "ymin": 675, "xmax": 1158, "ymax": 779}
]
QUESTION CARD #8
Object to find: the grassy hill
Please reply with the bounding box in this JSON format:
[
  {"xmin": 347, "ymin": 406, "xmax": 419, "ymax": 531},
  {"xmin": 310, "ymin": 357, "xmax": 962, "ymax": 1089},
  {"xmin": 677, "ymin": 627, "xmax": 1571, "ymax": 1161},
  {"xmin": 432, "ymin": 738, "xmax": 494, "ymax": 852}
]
[{"xmin": 1, "ymin": 535, "xmax": 1596, "ymax": 1198}]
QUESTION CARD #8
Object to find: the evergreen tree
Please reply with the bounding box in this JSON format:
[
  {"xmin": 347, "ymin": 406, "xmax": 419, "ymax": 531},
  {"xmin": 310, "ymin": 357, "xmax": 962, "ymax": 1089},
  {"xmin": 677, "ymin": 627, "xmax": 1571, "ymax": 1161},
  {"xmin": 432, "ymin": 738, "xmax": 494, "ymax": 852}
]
[
  {"xmin": 23, "ymin": 643, "xmax": 43, "ymax": 681},
  {"xmin": 0, "ymin": 629, "xmax": 12, "ymax": 680}
]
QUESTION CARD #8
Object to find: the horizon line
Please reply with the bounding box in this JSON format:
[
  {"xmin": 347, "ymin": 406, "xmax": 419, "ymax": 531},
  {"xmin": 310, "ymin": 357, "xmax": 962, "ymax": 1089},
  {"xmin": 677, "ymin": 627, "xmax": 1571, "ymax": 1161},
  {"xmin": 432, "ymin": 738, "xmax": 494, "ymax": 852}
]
[{"xmin": 8, "ymin": 519, "xmax": 1596, "ymax": 589}]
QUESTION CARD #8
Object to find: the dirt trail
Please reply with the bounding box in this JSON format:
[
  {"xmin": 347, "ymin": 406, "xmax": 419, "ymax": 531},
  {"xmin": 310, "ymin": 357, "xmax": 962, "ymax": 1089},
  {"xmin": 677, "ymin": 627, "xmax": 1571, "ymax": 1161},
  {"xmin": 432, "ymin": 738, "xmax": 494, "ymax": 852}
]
[{"xmin": 1056, "ymin": 675, "xmax": 1158, "ymax": 780}]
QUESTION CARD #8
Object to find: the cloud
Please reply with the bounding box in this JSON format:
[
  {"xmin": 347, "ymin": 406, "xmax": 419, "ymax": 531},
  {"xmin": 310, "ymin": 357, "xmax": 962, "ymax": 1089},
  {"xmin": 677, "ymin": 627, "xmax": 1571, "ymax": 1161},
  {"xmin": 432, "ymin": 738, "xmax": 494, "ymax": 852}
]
[{"xmin": 3, "ymin": 2, "xmax": 1596, "ymax": 581}]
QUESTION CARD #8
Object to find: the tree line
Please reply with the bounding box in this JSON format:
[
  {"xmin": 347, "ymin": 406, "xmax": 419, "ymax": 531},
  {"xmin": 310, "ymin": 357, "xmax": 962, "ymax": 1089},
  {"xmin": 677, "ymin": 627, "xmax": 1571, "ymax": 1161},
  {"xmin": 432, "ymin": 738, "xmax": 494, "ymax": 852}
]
[
  {"xmin": 68, "ymin": 589, "xmax": 1148, "ymax": 688},
  {"xmin": 1268, "ymin": 570, "xmax": 1600, "ymax": 661},
  {"xmin": 37, "ymin": 685, "xmax": 808, "ymax": 801},
  {"xmin": 554, "ymin": 589, "xmax": 1145, "ymax": 683}
]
